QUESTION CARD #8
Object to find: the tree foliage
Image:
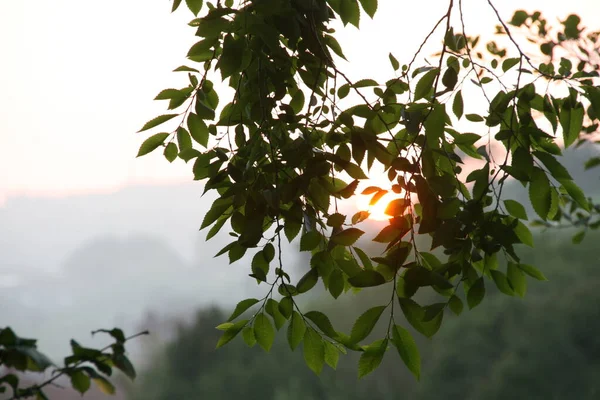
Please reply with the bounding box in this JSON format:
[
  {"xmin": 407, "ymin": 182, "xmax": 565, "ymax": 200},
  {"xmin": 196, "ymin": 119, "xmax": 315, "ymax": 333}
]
[
  {"xmin": 3, "ymin": 1, "xmax": 600, "ymax": 397},
  {"xmin": 135, "ymin": 0, "xmax": 600, "ymax": 378}
]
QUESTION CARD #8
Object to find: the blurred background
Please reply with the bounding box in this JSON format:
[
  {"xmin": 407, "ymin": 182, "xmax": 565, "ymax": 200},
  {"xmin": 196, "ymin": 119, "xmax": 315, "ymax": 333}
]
[{"xmin": 1, "ymin": 0, "xmax": 599, "ymax": 399}]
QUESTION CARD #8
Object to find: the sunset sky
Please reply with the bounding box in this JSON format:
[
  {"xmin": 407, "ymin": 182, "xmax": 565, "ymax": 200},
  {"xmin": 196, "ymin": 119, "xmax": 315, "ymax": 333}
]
[{"xmin": 0, "ymin": 0, "xmax": 597, "ymax": 206}]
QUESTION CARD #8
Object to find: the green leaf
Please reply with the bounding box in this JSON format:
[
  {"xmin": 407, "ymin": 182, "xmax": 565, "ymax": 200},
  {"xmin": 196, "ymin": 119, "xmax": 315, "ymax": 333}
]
[
  {"xmin": 584, "ymin": 156, "xmax": 600, "ymax": 170},
  {"xmin": 358, "ymin": 0, "xmax": 377, "ymax": 18},
  {"xmin": 465, "ymin": 113, "xmax": 484, "ymax": 122},
  {"xmin": 70, "ymin": 370, "xmax": 91, "ymax": 394},
  {"xmin": 137, "ymin": 133, "xmax": 169, "ymax": 157},
  {"xmin": 504, "ymin": 199, "xmax": 528, "ymax": 220},
  {"xmin": 392, "ymin": 325, "xmax": 420, "ymax": 380},
  {"xmin": 329, "ymin": 269, "xmax": 345, "ymax": 299},
  {"xmin": 534, "ymin": 151, "xmax": 572, "ymax": 180},
  {"xmin": 92, "ymin": 377, "xmax": 115, "ymax": 395},
  {"xmin": 344, "ymin": 162, "xmax": 368, "ymax": 179},
  {"xmin": 467, "ymin": 277, "xmax": 485, "ymax": 309},
  {"xmin": 350, "ymin": 306, "xmax": 386, "ymax": 344},
  {"xmin": 448, "ymin": 295, "xmax": 463, "ymax": 316},
  {"xmin": 254, "ymin": 313, "xmax": 275, "ymax": 352},
  {"xmin": 559, "ymin": 103, "xmax": 584, "ymax": 148},
  {"xmin": 113, "ymin": 354, "xmax": 136, "ymax": 380},
  {"xmin": 164, "ymin": 142, "xmax": 178, "ymax": 162},
  {"xmin": 414, "ymin": 68, "xmax": 438, "ymax": 101},
  {"xmin": 303, "ymin": 328, "xmax": 325, "ymax": 375},
  {"xmin": 339, "ymin": 0, "xmax": 360, "ymax": 27},
  {"xmin": 518, "ymin": 263, "xmax": 548, "ymax": 281},
  {"xmin": 300, "ymin": 231, "xmax": 321, "ymax": 251},
  {"xmin": 389, "ymin": 53, "xmax": 400, "ymax": 71},
  {"xmin": 187, "ymin": 113, "xmax": 209, "ymax": 147},
  {"xmin": 216, "ymin": 319, "xmax": 246, "ymax": 348},
  {"xmin": 502, "ymin": 57, "xmax": 520, "ymax": 72},
  {"xmin": 304, "ymin": 311, "xmax": 338, "ymax": 338},
  {"xmin": 172, "ymin": 0, "xmax": 183, "ymax": 12},
  {"xmin": 287, "ymin": 311, "xmax": 306, "ymax": 351},
  {"xmin": 228, "ymin": 298, "xmax": 259, "ymax": 321},
  {"xmin": 358, "ymin": 339, "xmax": 386, "ymax": 378},
  {"xmin": 331, "ymin": 228, "xmax": 365, "ymax": 246},
  {"xmin": 452, "ymin": 90, "xmax": 464, "ymax": 119},
  {"xmin": 278, "ymin": 297, "xmax": 293, "ymax": 319},
  {"xmin": 185, "ymin": 0, "xmax": 203, "ymax": 16},
  {"xmin": 137, "ymin": 114, "xmax": 178, "ymax": 132},
  {"xmin": 560, "ymin": 179, "xmax": 590, "ymax": 211},
  {"xmin": 490, "ymin": 270, "xmax": 515, "ymax": 296},
  {"xmin": 572, "ymin": 230, "xmax": 585, "ymax": 244},
  {"xmin": 507, "ymin": 262, "xmax": 527, "ymax": 297},
  {"xmin": 514, "ymin": 220, "xmax": 534, "ymax": 247},
  {"xmin": 242, "ymin": 326, "xmax": 257, "ymax": 347},
  {"xmin": 297, "ymin": 268, "xmax": 319, "ymax": 294},
  {"xmin": 290, "ymin": 90, "xmax": 305, "ymax": 114},
  {"xmin": 176, "ymin": 127, "xmax": 192, "ymax": 151},
  {"xmin": 529, "ymin": 167, "xmax": 552, "ymax": 220},
  {"xmin": 323, "ymin": 341, "xmax": 340, "ymax": 370},
  {"xmin": 173, "ymin": 65, "xmax": 199, "ymax": 73},
  {"xmin": 348, "ymin": 270, "xmax": 386, "ymax": 287},
  {"xmin": 265, "ymin": 299, "xmax": 287, "ymax": 330}
]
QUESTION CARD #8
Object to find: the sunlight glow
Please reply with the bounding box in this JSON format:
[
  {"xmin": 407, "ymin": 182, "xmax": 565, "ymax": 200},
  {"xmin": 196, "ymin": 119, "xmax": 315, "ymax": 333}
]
[{"xmin": 355, "ymin": 190, "xmax": 407, "ymax": 221}]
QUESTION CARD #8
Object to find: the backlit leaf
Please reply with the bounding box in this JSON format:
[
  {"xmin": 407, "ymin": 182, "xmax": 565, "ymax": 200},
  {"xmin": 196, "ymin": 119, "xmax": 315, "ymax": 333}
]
[
  {"xmin": 350, "ymin": 306, "xmax": 386, "ymax": 344},
  {"xmin": 392, "ymin": 325, "xmax": 420, "ymax": 380}
]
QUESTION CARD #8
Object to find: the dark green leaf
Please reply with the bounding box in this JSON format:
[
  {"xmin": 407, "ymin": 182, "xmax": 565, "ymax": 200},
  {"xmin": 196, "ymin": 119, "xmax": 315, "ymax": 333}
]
[
  {"xmin": 502, "ymin": 57, "xmax": 520, "ymax": 72},
  {"xmin": 358, "ymin": 0, "xmax": 377, "ymax": 18},
  {"xmin": 339, "ymin": 0, "xmax": 360, "ymax": 27},
  {"xmin": 304, "ymin": 311, "xmax": 337, "ymax": 338},
  {"xmin": 331, "ymin": 228, "xmax": 365, "ymax": 246},
  {"xmin": 137, "ymin": 133, "xmax": 169, "ymax": 157},
  {"xmin": 137, "ymin": 114, "xmax": 178, "ymax": 132},
  {"xmin": 164, "ymin": 142, "xmax": 178, "ymax": 162},
  {"xmin": 300, "ymin": 231, "xmax": 321, "ymax": 251},
  {"xmin": 414, "ymin": 68, "xmax": 438, "ymax": 101},
  {"xmin": 187, "ymin": 113, "xmax": 209, "ymax": 147},
  {"xmin": 185, "ymin": 0, "xmax": 203, "ymax": 16},
  {"xmin": 228, "ymin": 298, "xmax": 259, "ymax": 321},
  {"xmin": 467, "ymin": 277, "xmax": 485, "ymax": 309},
  {"xmin": 348, "ymin": 270, "xmax": 386, "ymax": 287},
  {"xmin": 529, "ymin": 168, "xmax": 552, "ymax": 220},
  {"xmin": 452, "ymin": 90, "xmax": 464, "ymax": 119},
  {"xmin": 490, "ymin": 270, "xmax": 515, "ymax": 296},
  {"xmin": 572, "ymin": 230, "xmax": 586, "ymax": 244},
  {"xmin": 297, "ymin": 268, "xmax": 319, "ymax": 294}
]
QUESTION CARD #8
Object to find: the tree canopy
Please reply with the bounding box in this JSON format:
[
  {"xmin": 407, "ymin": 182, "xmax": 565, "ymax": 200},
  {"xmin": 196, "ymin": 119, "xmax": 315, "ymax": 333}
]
[{"xmin": 2, "ymin": 0, "xmax": 600, "ymax": 398}]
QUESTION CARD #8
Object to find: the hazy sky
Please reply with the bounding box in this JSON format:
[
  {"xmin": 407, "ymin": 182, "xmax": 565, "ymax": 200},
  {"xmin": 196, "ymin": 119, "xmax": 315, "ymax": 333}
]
[{"xmin": 0, "ymin": 0, "xmax": 597, "ymax": 206}]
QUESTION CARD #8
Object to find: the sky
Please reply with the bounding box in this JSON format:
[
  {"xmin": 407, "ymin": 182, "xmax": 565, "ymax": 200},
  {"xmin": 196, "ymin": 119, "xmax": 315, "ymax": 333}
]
[{"xmin": 0, "ymin": 0, "xmax": 598, "ymax": 206}]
